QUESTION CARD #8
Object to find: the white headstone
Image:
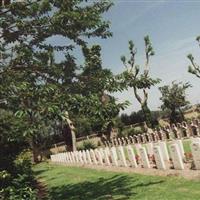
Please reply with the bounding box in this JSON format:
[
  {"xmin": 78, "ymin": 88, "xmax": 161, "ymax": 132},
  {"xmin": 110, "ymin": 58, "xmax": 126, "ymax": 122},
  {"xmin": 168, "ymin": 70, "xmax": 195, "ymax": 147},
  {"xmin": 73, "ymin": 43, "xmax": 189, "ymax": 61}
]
[
  {"xmin": 110, "ymin": 147, "xmax": 118, "ymax": 166},
  {"xmin": 63, "ymin": 152, "xmax": 68, "ymax": 163},
  {"xmin": 57, "ymin": 154, "xmax": 60, "ymax": 162},
  {"xmin": 90, "ymin": 149, "xmax": 98, "ymax": 165},
  {"xmin": 105, "ymin": 147, "xmax": 111, "ymax": 156},
  {"xmin": 174, "ymin": 140, "xmax": 185, "ymax": 158},
  {"xmin": 99, "ymin": 148, "xmax": 105, "ymax": 159},
  {"xmin": 135, "ymin": 143, "xmax": 142, "ymax": 156},
  {"xmin": 82, "ymin": 150, "xmax": 88, "ymax": 164},
  {"xmin": 86, "ymin": 150, "xmax": 92, "ymax": 164},
  {"xmin": 74, "ymin": 151, "xmax": 79, "ymax": 163},
  {"xmin": 117, "ymin": 146, "xmax": 127, "ymax": 167},
  {"xmin": 60, "ymin": 153, "xmax": 64, "ymax": 163},
  {"xmin": 58, "ymin": 153, "xmax": 61, "ymax": 162},
  {"xmin": 158, "ymin": 141, "xmax": 169, "ymax": 161},
  {"xmin": 169, "ymin": 143, "xmax": 184, "ymax": 170},
  {"xmin": 146, "ymin": 142, "xmax": 154, "ymax": 156},
  {"xmin": 67, "ymin": 152, "xmax": 72, "ymax": 163},
  {"xmin": 153, "ymin": 146, "xmax": 166, "ymax": 170},
  {"xmin": 54, "ymin": 154, "xmax": 56, "ymax": 162},
  {"xmin": 67, "ymin": 152, "xmax": 71, "ymax": 163},
  {"xmin": 60, "ymin": 153, "xmax": 63, "ymax": 163},
  {"xmin": 78, "ymin": 151, "xmax": 84, "ymax": 164},
  {"xmin": 59, "ymin": 153, "xmax": 62, "ymax": 162},
  {"xmin": 95, "ymin": 149, "xmax": 104, "ymax": 165},
  {"xmin": 104, "ymin": 148, "xmax": 111, "ymax": 166},
  {"xmin": 191, "ymin": 137, "xmax": 200, "ymax": 143},
  {"xmin": 139, "ymin": 147, "xmax": 151, "ymax": 168},
  {"xmin": 191, "ymin": 142, "xmax": 200, "ymax": 170},
  {"xmin": 126, "ymin": 145, "xmax": 138, "ymax": 168},
  {"xmin": 70, "ymin": 152, "xmax": 75, "ymax": 163}
]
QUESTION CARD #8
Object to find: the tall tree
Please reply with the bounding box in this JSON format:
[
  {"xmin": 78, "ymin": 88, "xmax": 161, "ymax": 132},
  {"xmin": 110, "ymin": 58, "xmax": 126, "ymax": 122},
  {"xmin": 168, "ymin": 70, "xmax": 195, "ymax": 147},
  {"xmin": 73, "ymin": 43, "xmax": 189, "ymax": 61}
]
[
  {"xmin": 187, "ymin": 36, "xmax": 200, "ymax": 78},
  {"xmin": 0, "ymin": 0, "xmax": 123, "ymax": 161},
  {"xmin": 78, "ymin": 45, "xmax": 128, "ymax": 139},
  {"xmin": 159, "ymin": 82, "xmax": 191, "ymax": 123},
  {"xmin": 118, "ymin": 36, "xmax": 160, "ymax": 128}
]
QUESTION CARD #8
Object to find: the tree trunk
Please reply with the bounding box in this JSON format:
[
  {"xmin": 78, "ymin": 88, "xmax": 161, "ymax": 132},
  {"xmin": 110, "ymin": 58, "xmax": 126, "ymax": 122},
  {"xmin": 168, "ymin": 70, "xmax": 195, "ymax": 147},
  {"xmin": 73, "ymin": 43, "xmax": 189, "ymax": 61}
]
[
  {"xmin": 170, "ymin": 109, "xmax": 177, "ymax": 124},
  {"xmin": 29, "ymin": 138, "xmax": 40, "ymax": 163},
  {"xmin": 106, "ymin": 122, "xmax": 113, "ymax": 140},
  {"xmin": 141, "ymin": 103, "xmax": 153, "ymax": 128},
  {"xmin": 178, "ymin": 108, "xmax": 185, "ymax": 121}
]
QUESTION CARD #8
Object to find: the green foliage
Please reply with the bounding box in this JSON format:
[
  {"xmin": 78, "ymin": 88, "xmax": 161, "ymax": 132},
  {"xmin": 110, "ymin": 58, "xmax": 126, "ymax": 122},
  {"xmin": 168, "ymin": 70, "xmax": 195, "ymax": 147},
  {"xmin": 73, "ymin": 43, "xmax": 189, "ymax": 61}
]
[
  {"xmin": 159, "ymin": 82, "xmax": 191, "ymax": 123},
  {"xmin": 0, "ymin": 150, "xmax": 37, "ymax": 200},
  {"xmin": 120, "ymin": 127, "xmax": 143, "ymax": 137},
  {"xmin": 120, "ymin": 110, "xmax": 159, "ymax": 127},
  {"xmin": 77, "ymin": 140, "xmax": 97, "ymax": 151},
  {"xmin": 75, "ymin": 117, "xmax": 93, "ymax": 137},
  {"xmin": 14, "ymin": 150, "xmax": 33, "ymax": 176},
  {"xmin": 187, "ymin": 36, "xmax": 200, "ymax": 78},
  {"xmin": 0, "ymin": 0, "xmax": 121, "ymax": 198}
]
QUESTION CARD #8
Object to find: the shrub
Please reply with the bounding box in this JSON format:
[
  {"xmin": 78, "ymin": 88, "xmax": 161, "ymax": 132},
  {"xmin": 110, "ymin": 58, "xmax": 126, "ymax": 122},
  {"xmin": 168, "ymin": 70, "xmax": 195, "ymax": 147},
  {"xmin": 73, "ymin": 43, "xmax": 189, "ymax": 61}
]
[
  {"xmin": 0, "ymin": 150, "xmax": 38, "ymax": 200},
  {"xmin": 14, "ymin": 150, "xmax": 33, "ymax": 176},
  {"xmin": 121, "ymin": 127, "xmax": 143, "ymax": 137},
  {"xmin": 77, "ymin": 140, "xmax": 97, "ymax": 151}
]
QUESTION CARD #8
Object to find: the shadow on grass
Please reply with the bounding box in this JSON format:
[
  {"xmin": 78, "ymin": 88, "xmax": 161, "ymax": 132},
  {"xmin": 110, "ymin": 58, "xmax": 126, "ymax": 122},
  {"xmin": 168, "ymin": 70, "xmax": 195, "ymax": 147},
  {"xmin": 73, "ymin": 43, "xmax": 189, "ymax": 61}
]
[{"xmin": 46, "ymin": 174, "xmax": 164, "ymax": 200}]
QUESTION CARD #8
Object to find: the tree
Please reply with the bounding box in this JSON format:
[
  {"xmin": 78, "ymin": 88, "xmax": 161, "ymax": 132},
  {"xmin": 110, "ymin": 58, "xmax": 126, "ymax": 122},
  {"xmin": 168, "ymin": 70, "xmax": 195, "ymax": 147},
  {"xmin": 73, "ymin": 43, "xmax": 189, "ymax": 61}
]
[
  {"xmin": 0, "ymin": 0, "xmax": 118, "ymax": 161},
  {"xmin": 77, "ymin": 45, "xmax": 129, "ymax": 139},
  {"xmin": 118, "ymin": 36, "xmax": 160, "ymax": 128},
  {"xmin": 159, "ymin": 82, "xmax": 191, "ymax": 123},
  {"xmin": 187, "ymin": 36, "xmax": 200, "ymax": 78}
]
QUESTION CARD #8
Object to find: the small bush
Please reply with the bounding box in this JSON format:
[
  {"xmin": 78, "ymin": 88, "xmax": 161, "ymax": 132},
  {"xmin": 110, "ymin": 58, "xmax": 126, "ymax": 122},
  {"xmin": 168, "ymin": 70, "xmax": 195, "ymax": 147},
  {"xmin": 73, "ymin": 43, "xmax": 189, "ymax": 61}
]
[
  {"xmin": 0, "ymin": 150, "xmax": 38, "ymax": 200},
  {"xmin": 77, "ymin": 140, "xmax": 97, "ymax": 151},
  {"xmin": 121, "ymin": 127, "xmax": 143, "ymax": 137},
  {"xmin": 14, "ymin": 150, "xmax": 33, "ymax": 176}
]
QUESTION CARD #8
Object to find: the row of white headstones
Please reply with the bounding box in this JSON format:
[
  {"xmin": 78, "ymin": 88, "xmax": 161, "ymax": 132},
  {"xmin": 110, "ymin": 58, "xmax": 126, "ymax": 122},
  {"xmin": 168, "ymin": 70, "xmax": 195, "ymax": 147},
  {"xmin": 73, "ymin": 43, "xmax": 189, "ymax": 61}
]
[{"xmin": 50, "ymin": 137, "xmax": 200, "ymax": 171}]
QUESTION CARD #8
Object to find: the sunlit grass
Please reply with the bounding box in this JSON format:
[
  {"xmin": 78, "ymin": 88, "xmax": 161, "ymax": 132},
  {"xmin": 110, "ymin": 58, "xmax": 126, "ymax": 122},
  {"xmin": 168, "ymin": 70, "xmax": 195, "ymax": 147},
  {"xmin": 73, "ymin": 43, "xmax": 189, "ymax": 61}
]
[{"xmin": 34, "ymin": 162, "xmax": 200, "ymax": 200}]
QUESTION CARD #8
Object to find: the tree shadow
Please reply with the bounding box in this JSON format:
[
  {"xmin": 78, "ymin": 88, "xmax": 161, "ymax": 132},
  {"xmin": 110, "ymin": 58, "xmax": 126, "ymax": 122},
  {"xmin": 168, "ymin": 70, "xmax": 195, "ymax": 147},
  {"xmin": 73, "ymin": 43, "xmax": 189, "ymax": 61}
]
[{"xmin": 47, "ymin": 174, "xmax": 164, "ymax": 200}]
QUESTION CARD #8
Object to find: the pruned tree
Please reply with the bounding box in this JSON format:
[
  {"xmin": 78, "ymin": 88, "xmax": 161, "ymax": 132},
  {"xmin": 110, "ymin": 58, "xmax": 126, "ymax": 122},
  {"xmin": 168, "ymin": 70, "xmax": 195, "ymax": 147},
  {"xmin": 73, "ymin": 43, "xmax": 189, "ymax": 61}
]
[
  {"xmin": 159, "ymin": 82, "xmax": 191, "ymax": 123},
  {"xmin": 187, "ymin": 36, "xmax": 200, "ymax": 78},
  {"xmin": 118, "ymin": 36, "xmax": 161, "ymax": 128}
]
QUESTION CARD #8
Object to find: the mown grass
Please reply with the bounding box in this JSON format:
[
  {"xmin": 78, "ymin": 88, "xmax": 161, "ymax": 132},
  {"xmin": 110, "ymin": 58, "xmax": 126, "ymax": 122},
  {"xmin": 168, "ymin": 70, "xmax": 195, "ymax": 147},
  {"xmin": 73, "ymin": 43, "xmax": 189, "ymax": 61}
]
[{"xmin": 34, "ymin": 162, "xmax": 200, "ymax": 200}]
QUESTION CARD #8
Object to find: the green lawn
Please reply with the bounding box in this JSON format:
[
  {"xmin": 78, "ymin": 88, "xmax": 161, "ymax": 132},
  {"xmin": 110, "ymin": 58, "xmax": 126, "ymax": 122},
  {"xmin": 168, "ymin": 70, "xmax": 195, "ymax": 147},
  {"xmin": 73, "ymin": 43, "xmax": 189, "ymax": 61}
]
[{"xmin": 34, "ymin": 162, "xmax": 200, "ymax": 200}]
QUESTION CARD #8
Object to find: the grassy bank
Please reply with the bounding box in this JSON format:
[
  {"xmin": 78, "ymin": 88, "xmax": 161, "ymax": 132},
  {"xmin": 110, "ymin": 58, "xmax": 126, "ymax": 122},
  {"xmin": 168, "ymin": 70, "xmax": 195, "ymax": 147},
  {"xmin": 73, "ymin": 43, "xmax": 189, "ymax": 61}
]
[{"xmin": 34, "ymin": 162, "xmax": 200, "ymax": 200}]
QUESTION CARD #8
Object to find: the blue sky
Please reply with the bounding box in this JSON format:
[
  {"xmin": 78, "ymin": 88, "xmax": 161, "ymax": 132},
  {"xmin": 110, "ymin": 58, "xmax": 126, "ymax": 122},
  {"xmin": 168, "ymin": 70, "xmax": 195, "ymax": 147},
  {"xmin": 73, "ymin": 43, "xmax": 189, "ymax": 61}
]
[
  {"xmin": 50, "ymin": 0, "xmax": 200, "ymax": 114},
  {"xmin": 90, "ymin": 0, "xmax": 200, "ymax": 114}
]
